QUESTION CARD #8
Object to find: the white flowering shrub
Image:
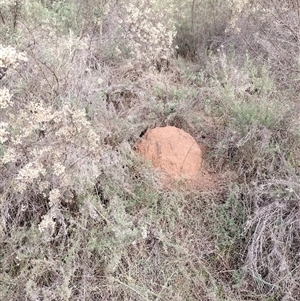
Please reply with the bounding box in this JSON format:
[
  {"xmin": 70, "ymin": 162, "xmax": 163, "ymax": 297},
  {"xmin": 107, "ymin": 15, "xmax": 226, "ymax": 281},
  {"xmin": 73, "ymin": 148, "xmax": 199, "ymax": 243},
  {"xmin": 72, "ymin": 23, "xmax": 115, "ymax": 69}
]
[
  {"xmin": 0, "ymin": 87, "xmax": 12, "ymax": 109},
  {"xmin": 0, "ymin": 46, "xmax": 27, "ymax": 109},
  {"xmin": 0, "ymin": 45, "xmax": 27, "ymax": 143},
  {"xmin": 2, "ymin": 100, "xmax": 102, "ymax": 200},
  {"xmin": 116, "ymin": 0, "xmax": 176, "ymax": 67},
  {"xmin": 0, "ymin": 122, "xmax": 9, "ymax": 144},
  {"xmin": 0, "ymin": 45, "xmax": 103, "ymax": 239},
  {"xmin": 0, "ymin": 45, "xmax": 28, "ymax": 68},
  {"xmin": 1, "ymin": 104, "xmax": 103, "ymax": 249}
]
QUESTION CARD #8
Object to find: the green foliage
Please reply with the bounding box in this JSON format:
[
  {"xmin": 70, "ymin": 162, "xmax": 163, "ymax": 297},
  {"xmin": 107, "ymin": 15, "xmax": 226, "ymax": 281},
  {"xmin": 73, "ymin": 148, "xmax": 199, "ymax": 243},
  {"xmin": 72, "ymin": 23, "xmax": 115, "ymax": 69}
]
[
  {"xmin": 213, "ymin": 185, "xmax": 246, "ymax": 250},
  {"xmin": 228, "ymin": 97, "xmax": 286, "ymax": 134},
  {"xmin": 206, "ymin": 52, "xmax": 289, "ymax": 135}
]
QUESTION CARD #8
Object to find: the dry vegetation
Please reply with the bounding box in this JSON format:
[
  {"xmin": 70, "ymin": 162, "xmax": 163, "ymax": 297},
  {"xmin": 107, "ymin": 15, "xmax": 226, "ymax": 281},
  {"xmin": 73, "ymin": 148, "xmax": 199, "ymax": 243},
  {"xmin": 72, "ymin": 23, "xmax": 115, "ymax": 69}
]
[{"xmin": 1, "ymin": 0, "xmax": 300, "ymax": 300}]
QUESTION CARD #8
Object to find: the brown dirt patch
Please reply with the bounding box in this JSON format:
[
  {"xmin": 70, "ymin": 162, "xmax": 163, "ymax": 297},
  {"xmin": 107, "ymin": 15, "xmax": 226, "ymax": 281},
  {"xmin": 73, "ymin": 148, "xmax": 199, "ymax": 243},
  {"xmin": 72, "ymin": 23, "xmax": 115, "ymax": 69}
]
[
  {"xmin": 136, "ymin": 126, "xmax": 202, "ymax": 178},
  {"xmin": 136, "ymin": 126, "xmax": 225, "ymax": 190}
]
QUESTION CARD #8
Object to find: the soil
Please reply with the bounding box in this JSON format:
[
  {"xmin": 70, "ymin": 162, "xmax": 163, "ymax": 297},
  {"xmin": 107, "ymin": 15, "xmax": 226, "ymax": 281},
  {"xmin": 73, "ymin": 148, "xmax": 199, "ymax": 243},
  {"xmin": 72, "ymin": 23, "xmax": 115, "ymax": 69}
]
[{"xmin": 136, "ymin": 126, "xmax": 223, "ymax": 190}]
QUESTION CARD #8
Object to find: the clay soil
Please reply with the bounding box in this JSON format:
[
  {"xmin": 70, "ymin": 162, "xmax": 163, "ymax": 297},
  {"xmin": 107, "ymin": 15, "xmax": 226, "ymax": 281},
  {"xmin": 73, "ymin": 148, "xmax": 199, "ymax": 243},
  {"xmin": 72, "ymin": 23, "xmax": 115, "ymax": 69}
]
[{"xmin": 136, "ymin": 126, "xmax": 225, "ymax": 191}]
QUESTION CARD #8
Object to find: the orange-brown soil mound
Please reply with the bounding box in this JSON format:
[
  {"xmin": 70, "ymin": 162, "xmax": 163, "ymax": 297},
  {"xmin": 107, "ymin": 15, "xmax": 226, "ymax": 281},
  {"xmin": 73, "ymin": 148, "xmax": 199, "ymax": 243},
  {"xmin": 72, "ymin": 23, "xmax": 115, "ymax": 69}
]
[{"xmin": 136, "ymin": 126, "xmax": 203, "ymax": 179}]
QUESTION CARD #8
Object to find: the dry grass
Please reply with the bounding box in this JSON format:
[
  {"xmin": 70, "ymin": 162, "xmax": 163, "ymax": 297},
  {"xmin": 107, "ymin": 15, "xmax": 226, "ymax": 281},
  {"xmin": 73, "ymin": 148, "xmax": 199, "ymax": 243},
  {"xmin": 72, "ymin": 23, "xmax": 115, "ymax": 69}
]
[{"xmin": 1, "ymin": 1, "xmax": 300, "ymax": 301}]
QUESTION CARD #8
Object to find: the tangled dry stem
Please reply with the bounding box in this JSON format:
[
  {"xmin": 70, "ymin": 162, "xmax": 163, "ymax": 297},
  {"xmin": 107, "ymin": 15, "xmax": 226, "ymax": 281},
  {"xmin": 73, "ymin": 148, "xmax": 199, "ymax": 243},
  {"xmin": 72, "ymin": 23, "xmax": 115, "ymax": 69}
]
[{"xmin": 243, "ymin": 179, "xmax": 300, "ymax": 297}]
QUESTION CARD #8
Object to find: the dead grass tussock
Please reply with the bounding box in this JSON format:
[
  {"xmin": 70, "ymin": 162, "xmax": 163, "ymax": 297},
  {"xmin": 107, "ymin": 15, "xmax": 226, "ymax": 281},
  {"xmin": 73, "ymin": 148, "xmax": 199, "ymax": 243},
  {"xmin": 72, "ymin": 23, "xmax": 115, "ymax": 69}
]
[{"xmin": 242, "ymin": 179, "xmax": 300, "ymax": 298}]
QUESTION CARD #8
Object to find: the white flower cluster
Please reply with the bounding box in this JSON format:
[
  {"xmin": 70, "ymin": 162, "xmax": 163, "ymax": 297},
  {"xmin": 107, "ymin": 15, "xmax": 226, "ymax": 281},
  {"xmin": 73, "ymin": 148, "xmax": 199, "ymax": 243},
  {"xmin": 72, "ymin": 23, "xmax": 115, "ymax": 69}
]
[
  {"xmin": 0, "ymin": 122, "xmax": 9, "ymax": 143},
  {"xmin": 49, "ymin": 188, "xmax": 61, "ymax": 207},
  {"xmin": 0, "ymin": 44, "xmax": 28, "ymax": 143},
  {"xmin": 53, "ymin": 162, "xmax": 66, "ymax": 176},
  {"xmin": 27, "ymin": 101, "xmax": 54, "ymax": 125},
  {"xmin": 15, "ymin": 162, "xmax": 46, "ymax": 193},
  {"xmin": 38, "ymin": 213, "xmax": 55, "ymax": 236},
  {"xmin": 1, "ymin": 98, "xmax": 101, "ymax": 200},
  {"xmin": 117, "ymin": 0, "xmax": 176, "ymax": 65},
  {"xmin": 0, "ymin": 87, "xmax": 12, "ymax": 109},
  {"xmin": 0, "ymin": 45, "xmax": 28, "ymax": 69},
  {"xmin": 0, "ymin": 0, "xmax": 16, "ymax": 5},
  {"xmin": 1, "ymin": 147, "xmax": 16, "ymax": 164}
]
